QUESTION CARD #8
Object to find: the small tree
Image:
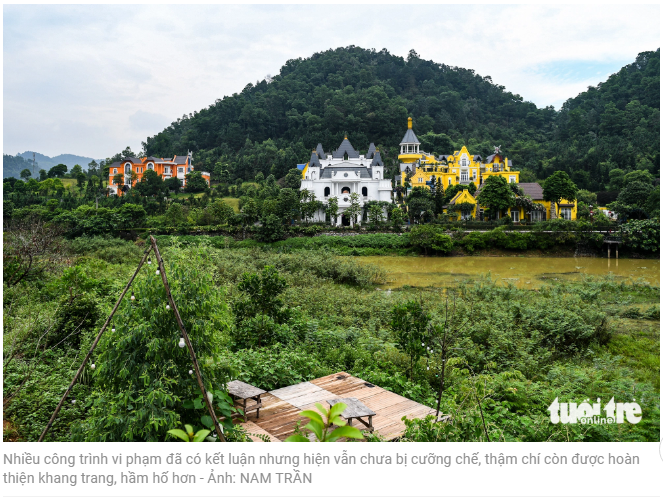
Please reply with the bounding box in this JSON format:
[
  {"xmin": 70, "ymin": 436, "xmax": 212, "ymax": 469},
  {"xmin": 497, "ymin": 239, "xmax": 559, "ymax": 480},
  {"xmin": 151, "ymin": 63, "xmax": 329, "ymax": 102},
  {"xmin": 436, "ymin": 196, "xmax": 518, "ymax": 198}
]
[
  {"xmin": 300, "ymin": 189, "xmax": 321, "ymax": 224},
  {"xmin": 185, "ymin": 171, "xmax": 209, "ymax": 193},
  {"xmin": 48, "ymin": 164, "xmax": 68, "ymax": 178},
  {"xmin": 208, "ymin": 200, "xmax": 235, "ymax": 225},
  {"xmin": 165, "ymin": 176, "xmax": 182, "ymax": 193},
  {"xmin": 434, "ymin": 177, "xmax": 445, "ymax": 215},
  {"xmin": 345, "ymin": 192, "xmax": 362, "ymax": 226},
  {"xmin": 20, "ymin": 169, "xmax": 32, "ymax": 180},
  {"xmin": 543, "ymin": 171, "xmax": 578, "ymax": 218},
  {"xmin": 76, "ymin": 172, "xmax": 87, "ymax": 189},
  {"xmin": 405, "ymin": 187, "xmax": 434, "ymax": 223},
  {"xmin": 3, "ymin": 216, "xmax": 66, "ymax": 287},
  {"xmin": 257, "ymin": 214, "xmax": 284, "ymax": 242},
  {"xmin": 283, "ymin": 168, "xmax": 302, "ymax": 190},
  {"xmin": 391, "ymin": 205, "xmax": 405, "ymax": 230},
  {"xmin": 367, "ymin": 202, "xmax": 385, "ymax": 225},
  {"xmin": 73, "ymin": 246, "xmax": 227, "ymax": 441},
  {"xmin": 326, "ymin": 196, "xmax": 339, "ymax": 226},
  {"xmin": 232, "ymin": 266, "xmax": 288, "ymax": 347},
  {"xmin": 112, "ymin": 173, "xmax": 124, "ymax": 188},
  {"xmin": 476, "ymin": 175, "xmax": 514, "ymax": 220},
  {"xmin": 390, "ymin": 301, "xmax": 431, "ymax": 380}
]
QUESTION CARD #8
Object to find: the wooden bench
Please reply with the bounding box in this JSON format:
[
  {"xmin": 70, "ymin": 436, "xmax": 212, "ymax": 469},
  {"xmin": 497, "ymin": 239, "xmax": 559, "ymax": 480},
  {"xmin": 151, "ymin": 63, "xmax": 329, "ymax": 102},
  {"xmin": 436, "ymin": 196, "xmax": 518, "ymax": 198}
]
[
  {"xmin": 227, "ymin": 380, "xmax": 266, "ymax": 421},
  {"xmin": 328, "ymin": 397, "xmax": 376, "ymax": 433}
]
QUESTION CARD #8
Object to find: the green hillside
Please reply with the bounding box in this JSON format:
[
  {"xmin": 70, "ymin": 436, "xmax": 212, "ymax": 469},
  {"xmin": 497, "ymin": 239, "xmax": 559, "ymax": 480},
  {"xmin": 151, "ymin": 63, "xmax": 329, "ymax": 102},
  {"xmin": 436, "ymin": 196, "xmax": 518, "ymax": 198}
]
[{"xmin": 143, "ymin": 46, "xmax": 659, "ymax": 191}]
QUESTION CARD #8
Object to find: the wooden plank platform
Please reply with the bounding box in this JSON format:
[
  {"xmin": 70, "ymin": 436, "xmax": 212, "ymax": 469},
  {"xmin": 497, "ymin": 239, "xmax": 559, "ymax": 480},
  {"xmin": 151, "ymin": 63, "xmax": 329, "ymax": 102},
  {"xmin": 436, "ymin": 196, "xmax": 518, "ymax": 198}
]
[{"xmin": 238, "ymin": 372, "xmax": 435, "ymax": 441}]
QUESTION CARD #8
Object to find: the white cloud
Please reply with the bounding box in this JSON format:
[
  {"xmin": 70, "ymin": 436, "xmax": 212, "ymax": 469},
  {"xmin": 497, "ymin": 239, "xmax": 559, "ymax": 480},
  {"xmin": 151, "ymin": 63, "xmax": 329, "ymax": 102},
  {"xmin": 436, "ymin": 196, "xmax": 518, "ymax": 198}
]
[{"xmin": 3, "ymin": 4, "xmax": 659, "ymax": 157}]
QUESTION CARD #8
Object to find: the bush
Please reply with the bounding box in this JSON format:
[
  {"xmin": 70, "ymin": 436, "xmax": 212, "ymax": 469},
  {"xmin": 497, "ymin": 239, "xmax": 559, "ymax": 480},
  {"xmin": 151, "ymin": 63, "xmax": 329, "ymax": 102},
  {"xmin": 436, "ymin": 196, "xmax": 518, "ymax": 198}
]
[
  {"xmin": 256, "ymin": 214, "xmax": 284, "ymax": 242},
  {"xmin": 49, "ymin": 293, "xmax": 101, "ymax": 349},
  {"xmin": 73, "ymin": 245, "xmax": 230, "ymax": 441},
  {"xmin": 619, "ymin": 219, "xmax": 660, "ymax": 252},
  {"xmin": 68, "ymin": 236, "xmax": 143, "ymax": 264}
]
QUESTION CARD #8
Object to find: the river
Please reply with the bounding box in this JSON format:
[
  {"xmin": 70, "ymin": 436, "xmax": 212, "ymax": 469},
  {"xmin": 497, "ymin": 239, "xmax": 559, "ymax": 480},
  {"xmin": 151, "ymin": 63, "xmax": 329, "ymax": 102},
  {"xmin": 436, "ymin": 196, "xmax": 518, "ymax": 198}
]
[{"xmin": 358, "ymin": 256, "xmax": 660, "ymax": 289}]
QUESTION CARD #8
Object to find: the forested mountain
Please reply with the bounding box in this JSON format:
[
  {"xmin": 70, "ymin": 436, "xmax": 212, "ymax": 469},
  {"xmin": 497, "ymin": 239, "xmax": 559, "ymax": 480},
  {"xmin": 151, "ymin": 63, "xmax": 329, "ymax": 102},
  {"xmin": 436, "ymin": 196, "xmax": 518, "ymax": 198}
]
[
  {"xmin": 3, "ymin": 152, "xmax": 100, "ymax": 179},
  {"xmin": 143, "ymin": 47, "xmax": 659, "ymax": 191},
  {"xmin": 3, "ymin": 154, "xmax": 36, "ymax": 179}
]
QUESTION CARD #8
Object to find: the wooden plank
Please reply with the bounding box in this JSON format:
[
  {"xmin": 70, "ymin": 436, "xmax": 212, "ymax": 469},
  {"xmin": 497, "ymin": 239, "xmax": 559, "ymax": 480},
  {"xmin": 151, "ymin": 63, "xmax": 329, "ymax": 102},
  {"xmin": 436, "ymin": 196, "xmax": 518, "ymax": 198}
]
[
  {"xmin": 286, "ymin": 391, "xmax": 339, "ymax": 409},
  {"xmin": 241, "ymin": 421, "xmax": 281, "ymax": 443},
  {"xmin": 234, "ymin": 372, "xmax": 436, "ymax": 443},
  {"xmin": 377, "ymin": 399, "xmax": 422, "ymax": 418},
  {"xmin": 310, "ymin": 372, "xmax": 350, "ymax": 386},
  {"xmin": 361, "ymin": 391, "xmax": 408, "ymax": 412},
  {"xmin": 270, "ymin": 382, "xmax": 323, "ymax": 401}
]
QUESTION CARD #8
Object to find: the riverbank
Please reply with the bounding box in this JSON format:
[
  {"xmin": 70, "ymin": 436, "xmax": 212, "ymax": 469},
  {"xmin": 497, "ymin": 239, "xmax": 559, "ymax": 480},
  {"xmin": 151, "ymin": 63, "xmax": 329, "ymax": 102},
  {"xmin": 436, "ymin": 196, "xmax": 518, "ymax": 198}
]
[{"xmin": 152, "ymin": 232, "xmax": 660, "ymax": 259}]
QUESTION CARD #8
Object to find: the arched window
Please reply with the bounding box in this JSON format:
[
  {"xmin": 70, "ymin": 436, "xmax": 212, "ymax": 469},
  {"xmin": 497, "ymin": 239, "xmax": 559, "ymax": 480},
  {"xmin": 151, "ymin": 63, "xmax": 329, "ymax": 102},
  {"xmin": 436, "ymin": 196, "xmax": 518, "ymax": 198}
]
[
  {"xmin": 362, "ymin": 187, "xmax": 368, "ymax": 197},
  {"xmin": 147, "ymin": 162, "xmax": 154, "ymax": 170},
  {"xmin": 341, "ymin": 186, "xmax": 351, "ymax": 194},
  {"xmin": 125, "ymin": 163, "xmax": 132, "ymax": 174},
  {"xmin": 324, "ymin": 187, "xmax": 330, "ymax": 197},
  {"xmin": 343, "ymin": 152, "xmax": 348, "ymax": 161}
]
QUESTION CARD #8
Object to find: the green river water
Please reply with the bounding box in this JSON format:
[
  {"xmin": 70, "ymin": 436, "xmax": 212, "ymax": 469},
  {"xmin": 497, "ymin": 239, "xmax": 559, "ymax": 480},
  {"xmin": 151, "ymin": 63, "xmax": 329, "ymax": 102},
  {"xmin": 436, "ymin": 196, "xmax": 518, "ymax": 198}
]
[{"xmin": 359, "ymin": 256, "xmax": 660, "ymax": 289}]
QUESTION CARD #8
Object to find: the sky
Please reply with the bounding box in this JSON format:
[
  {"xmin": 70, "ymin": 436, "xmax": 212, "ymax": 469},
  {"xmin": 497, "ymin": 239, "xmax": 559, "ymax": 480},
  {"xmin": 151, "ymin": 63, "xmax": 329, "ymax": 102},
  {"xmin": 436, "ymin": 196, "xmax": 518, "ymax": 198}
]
[{"xmin": 3, "ymin": 3, "xmax": 660, "ymax": 159}]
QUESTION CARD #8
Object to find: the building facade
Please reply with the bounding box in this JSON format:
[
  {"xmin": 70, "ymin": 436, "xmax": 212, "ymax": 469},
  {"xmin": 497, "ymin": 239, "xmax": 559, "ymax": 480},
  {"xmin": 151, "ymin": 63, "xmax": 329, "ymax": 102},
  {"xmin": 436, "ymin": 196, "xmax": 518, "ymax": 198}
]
[
  {"xmin": 107, "ymin": 151, "xmax": 210, "ymax": 195},
  {"xmin": 300, "ymin": 137, "xmax": 393, "ymax": 225},
  {"xmin": 443, "ymin": 182, "xmax": 578, "ymax": 222},
  {"xmin": 397, "ymin": 118, "xmax": 519, "ymax": 190}
]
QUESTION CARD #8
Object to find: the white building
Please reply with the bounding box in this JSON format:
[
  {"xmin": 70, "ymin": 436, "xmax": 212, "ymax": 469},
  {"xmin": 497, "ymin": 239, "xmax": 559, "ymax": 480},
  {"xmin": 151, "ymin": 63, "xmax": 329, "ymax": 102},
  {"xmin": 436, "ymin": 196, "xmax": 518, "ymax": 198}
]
[{"xmin": 300, "ymin": 137, "xmax": 393, "ymax": 226}]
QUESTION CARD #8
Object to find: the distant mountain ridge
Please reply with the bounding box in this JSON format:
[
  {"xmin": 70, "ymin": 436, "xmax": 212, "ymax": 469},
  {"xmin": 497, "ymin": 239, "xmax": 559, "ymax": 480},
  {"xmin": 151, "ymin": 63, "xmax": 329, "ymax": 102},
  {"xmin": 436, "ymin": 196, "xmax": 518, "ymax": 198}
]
[
  {"xmin": 3, "ymin": 151, "xmax": 102, "ymax": 179},
  {"xmin": 18, "ymin": 151, "xmax": 101, "ymax": 171}
]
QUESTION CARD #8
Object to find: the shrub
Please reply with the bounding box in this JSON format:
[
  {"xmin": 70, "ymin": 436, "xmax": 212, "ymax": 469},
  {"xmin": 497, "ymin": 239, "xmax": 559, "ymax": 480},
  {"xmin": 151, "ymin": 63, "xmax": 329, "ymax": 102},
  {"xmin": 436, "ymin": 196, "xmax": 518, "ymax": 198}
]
[{"xmin": 73, "ymin": 246, "xmax": 230, "ymax": 441}]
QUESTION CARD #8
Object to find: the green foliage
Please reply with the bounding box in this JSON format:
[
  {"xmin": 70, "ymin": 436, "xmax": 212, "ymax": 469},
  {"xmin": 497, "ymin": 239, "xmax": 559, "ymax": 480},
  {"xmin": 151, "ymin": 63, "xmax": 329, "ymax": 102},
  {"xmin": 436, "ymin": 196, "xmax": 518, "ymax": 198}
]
[
  {"xmin": 390, "ymin": 301, "xmax": 431, "ymax": 380},
  {"xmin": 619, "ymin": 219, "xmax": 660, "ymax": 252},
  {"xmin": 409, "ymin": 225, "xmax": 453, "ymax": 254},
  {"xmin": 231, "ymin": 266, "xmax": 289, "ymax": 348},
  {"xmin": 284, "ymin": 402, "xmax": 364, "ymax": 442},
  {"xmin": 68, "ymin": 236, "xmax": 143, "ymax": 264},
  {"xmin": 609, "ymin": 181, "xmax": 655, "ymax": 219},
  {"xmin": 476, "ymin": 175, "xmax": 514, "ymax": 218},
  {"xmin": 185, "ymin": 171, "xmax": 209, "ymax": 193},
  {"xmin": 48, "ymin": 164, "xmax": 68, "ymax": 178},
  {"xmin": 283, "ymin": 168, "xmax": 303, "ymax": 190},
  {"xmin": 257, "ymin": 214, "xmax": 285, "ymax": 242},
  {"xmin": 405, "ymin": 187, "xmax": 434, "ymax": 223},
  {"xmin": 543, "ymin": 171, "xmax": 578, "ymax": 216},
  {"xmin": 73, "ymin": 245, "xmax": 230, "ymax": 441},
  {"xmin": 49, "ymin": 293, "xmax": 101, "ymax": 349},
  {"xmin": 167, "ymin": 424, "xmax": 211, "ymax": 442}
]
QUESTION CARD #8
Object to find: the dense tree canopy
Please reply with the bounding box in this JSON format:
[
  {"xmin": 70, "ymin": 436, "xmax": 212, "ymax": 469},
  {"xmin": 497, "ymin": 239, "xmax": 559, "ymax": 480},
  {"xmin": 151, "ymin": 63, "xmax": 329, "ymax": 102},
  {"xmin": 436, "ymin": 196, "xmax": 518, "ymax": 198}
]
[{"xmin": 139, "ymin": 46, "xmax": 658, "ymax": 190}]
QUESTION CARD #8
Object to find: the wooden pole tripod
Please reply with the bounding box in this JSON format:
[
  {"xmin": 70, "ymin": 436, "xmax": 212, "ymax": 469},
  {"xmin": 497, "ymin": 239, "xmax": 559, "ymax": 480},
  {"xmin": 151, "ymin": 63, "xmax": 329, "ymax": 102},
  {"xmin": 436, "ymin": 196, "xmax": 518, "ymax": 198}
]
[{"xmin": 39, "ymin": 236, "xmax": 226, "ymax": 442}]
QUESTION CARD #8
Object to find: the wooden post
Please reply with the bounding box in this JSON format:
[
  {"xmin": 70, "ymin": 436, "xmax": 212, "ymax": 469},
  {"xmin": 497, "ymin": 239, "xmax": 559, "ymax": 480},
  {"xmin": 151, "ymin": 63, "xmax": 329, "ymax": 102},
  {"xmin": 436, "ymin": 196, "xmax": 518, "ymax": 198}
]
[
  {"xmin": 39, "ymin": 246, "xmax": 153, "ymax": 442},
  {"xmin": 616, "ymin": 245, "xmax": 619, "ymax": 259},
  {"xmin": 608, "ymin": 245, "xmax": 610, "ymax": 259},
  {"xmin": 149, "ymin": 236, "xmax": 226, "ymax": 442}
]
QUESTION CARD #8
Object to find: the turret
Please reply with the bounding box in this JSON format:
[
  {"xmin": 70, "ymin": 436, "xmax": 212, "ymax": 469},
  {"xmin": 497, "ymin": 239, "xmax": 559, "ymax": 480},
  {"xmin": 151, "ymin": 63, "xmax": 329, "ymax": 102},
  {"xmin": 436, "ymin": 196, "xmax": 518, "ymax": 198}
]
[{"xmin": 399, "ymin": 117, "xmax": 420, "ymax": 155}]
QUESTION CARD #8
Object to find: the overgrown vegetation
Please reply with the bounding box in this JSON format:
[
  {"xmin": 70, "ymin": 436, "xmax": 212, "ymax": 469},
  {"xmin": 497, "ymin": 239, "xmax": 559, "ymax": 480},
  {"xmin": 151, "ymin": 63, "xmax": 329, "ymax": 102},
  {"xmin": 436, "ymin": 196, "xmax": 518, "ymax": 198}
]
[{"xmin": 3, "ymin": 233, "xmax": 659, "ymax": 442}]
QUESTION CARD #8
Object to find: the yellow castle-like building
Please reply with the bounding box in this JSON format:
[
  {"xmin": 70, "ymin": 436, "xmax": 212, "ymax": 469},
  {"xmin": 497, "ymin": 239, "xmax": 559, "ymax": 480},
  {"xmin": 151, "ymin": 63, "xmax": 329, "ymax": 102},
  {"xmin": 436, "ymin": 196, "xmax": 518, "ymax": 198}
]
[
  {"xmin": 398, "ymin": 117, "xmax": 519, "ymax": 189},
  {"xmin": 398, "ymin": 117, "xmax": 577, "ymax": 222}
]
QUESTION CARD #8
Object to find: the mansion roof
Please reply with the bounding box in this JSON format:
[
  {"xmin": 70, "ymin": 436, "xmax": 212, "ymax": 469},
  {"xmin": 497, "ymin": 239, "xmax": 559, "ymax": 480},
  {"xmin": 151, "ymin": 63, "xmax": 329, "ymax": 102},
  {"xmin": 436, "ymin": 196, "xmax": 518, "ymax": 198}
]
[
  {"xmin": 518, "ymin": 182, "xmax": 544, "ymax": 200},
  {"xmin": 320, "ymin": 165, "xmax": 373, "ymax": 179},
  {"xmin": 332, "ymin": 137, "xmax": 360, "ymax": 159},
  {"xmin": 400, "ymin": 128, "xmax": 420, "ymax": 145}
]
